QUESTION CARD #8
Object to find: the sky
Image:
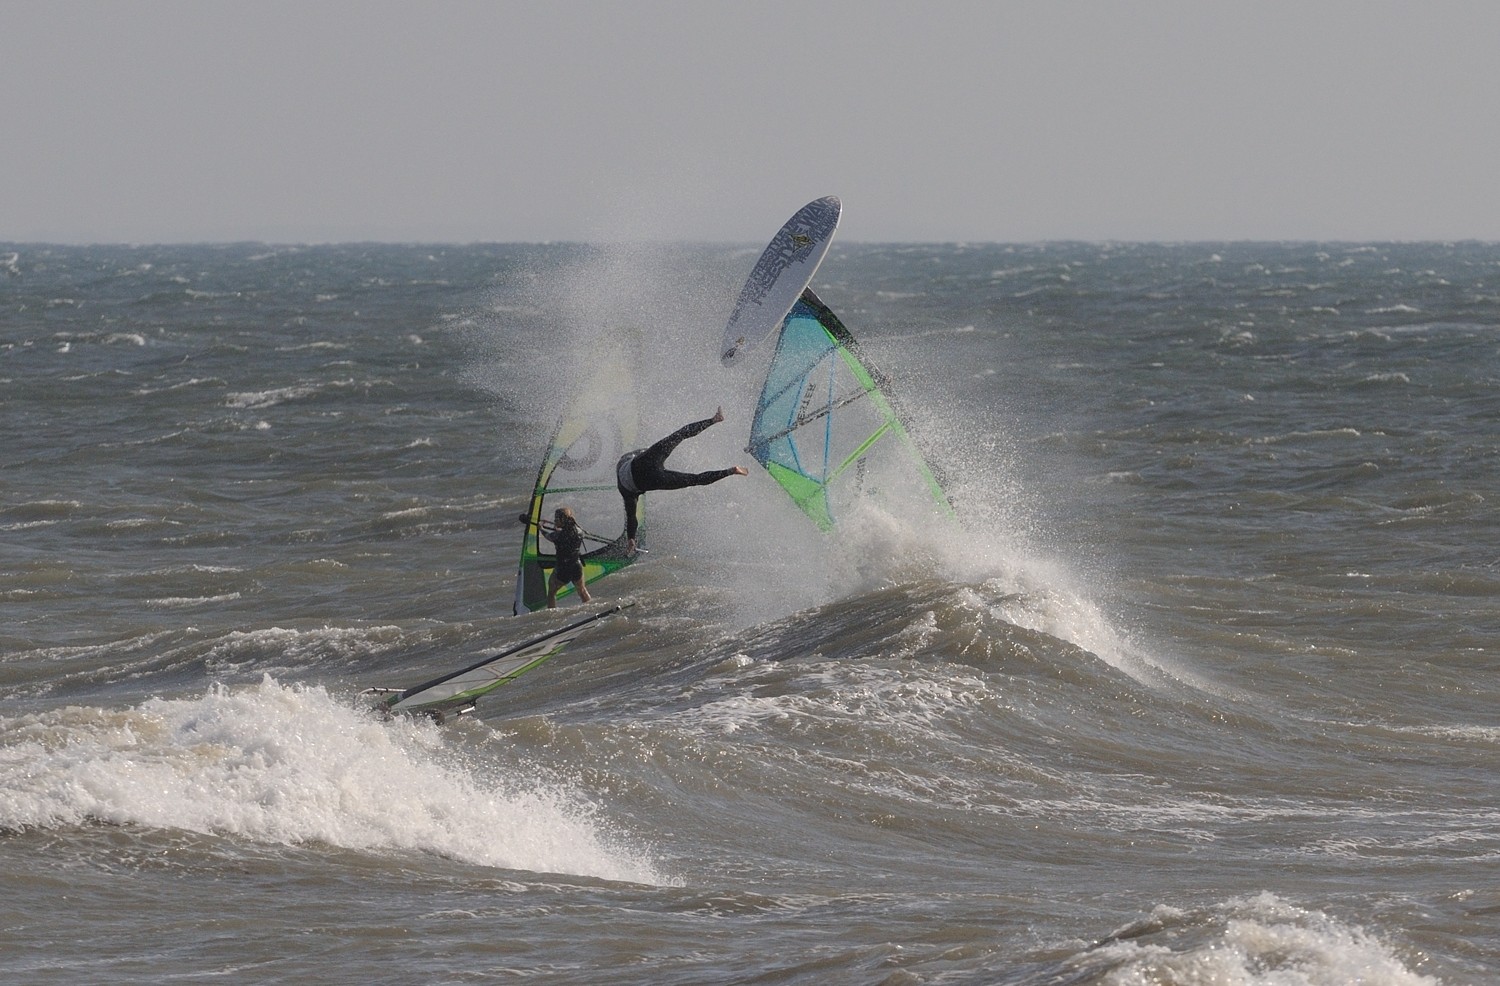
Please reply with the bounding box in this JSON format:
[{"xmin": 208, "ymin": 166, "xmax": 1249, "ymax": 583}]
[{"xmin": 5, "ymin": 0, "xmax": 1500, "ymax": 244}]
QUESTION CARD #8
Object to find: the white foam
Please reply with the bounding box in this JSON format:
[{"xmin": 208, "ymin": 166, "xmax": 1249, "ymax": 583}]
[
  {"xmin": 662, "ymin": 659, "xmax": 995, "ymax": 745},
  {"xmin": 0, "ymin": 678, "xmax": 666, "ymax": 885},
  {"xmin": 224, "ymin": 384, "xmax": 322, "ymax": 409},
  {"xmin": 224, "ymin": 378, "xmax": 359, "ymax": 409},
  {"xmin": 199, "ymin": 625, "xmax": 410, "ymax": 672},
  {"xmin": 1081, "ymin": 893, "xmax": 1436, "ymax": 986},
  {"xmin": 146, "ymin": 592, "xmax": 243, "ymax": 609}
]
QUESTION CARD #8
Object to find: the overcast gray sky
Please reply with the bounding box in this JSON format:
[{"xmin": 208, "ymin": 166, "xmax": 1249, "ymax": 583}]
[{"xmin": 5, "ymin": 0, "xmax": 1499, "ymax": 244}]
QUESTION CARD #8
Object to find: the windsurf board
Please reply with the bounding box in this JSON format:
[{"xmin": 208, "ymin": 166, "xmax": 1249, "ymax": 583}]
[{"xmin": 721, "ymin": 196, "xmax": 841, "ymax": 366}]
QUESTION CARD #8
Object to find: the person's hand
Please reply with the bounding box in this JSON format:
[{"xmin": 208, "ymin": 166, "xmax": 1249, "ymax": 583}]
[{"xmin": 627, "ymin": 538, "xmax": 637, "ymax": 556}]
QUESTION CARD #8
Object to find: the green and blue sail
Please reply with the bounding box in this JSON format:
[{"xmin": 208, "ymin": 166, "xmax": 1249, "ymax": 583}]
[{"xmin": 747, "ymin": 288, "xmax": 952, "ymax": 531}]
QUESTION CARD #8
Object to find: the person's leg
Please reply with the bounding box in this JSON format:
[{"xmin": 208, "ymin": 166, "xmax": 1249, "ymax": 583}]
[
  {"xmin": 546, "ymin": 571, "xmax": 561, "ymax": 609},
  {"xmin": 575, "ymin": 571, "xmax": 591, "ymax": 603},
  {"xmin": 650, "ymin": 466, "xmax": 740, "ymax": 491},
  {"xmin": 633, "ymin": 415, "xmax": 717, "ymax": 485}
]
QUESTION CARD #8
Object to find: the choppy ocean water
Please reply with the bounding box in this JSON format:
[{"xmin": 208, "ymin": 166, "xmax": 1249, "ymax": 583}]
[{"xmin": 1, "ymin": 240, "xmax": 1497, "ymax": 984}]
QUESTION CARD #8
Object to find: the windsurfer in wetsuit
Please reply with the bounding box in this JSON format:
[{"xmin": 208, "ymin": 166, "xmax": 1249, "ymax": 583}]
[
  {"xmin": 617, "ymin": 407, "xmax": 747, "ymax": 555},
  {"xmin": 541, "ymin": 506, "xmax": 591, "ymax": 608}
]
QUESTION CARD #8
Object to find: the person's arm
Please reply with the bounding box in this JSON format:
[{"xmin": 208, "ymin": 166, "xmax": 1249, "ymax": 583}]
[{"xmin": 622, "ymin": 491, "xmax": 639, "ymax": 543}]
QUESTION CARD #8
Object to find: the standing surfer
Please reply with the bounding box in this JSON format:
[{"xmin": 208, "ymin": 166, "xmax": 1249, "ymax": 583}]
[
  {"xmin": 541, "ymin": 507, "xmax": 591, "ymax": 608},
  {"xmin": 617, "ymin": 407, "xmax": 747, "ymax": 555}
]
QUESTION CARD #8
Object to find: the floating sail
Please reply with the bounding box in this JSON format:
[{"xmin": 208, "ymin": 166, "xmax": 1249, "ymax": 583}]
[
  {"xmin": 746, "ymin": 288, "xmax": 951, "ymax": 531},
  {"xmin": 367, "ymin": 605, "xmax": 631, "ymax": 721},
  {"xmin": 514, "ymin": 351, "xmax": 644, "ymax": 615}
]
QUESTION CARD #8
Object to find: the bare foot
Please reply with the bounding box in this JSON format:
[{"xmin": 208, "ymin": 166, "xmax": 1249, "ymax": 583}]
[
  {"xmin": 733, "ymin": 465, "xmax": 748, "ymax": 476},
  {"xmin": 712, "ymin": 406, "xmax": 724, "ymax": 424}
]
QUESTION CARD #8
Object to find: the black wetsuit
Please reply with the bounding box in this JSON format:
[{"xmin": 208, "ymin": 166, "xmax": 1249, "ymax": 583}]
[
  {"xmin": 544, "ymin": 523, "xmax": 585, "ymax": 583},
  {"xmin": 616, "ymin": 416, "xmax": 737, "ymax": 541}
]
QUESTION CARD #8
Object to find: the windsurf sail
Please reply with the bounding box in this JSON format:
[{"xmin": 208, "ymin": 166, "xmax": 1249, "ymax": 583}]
[
  {"xmin": 514, "ymin": 350, "xmax": 644, "ymax": 615},
  {"xmin": 367, "ymin": 604, "xmax": 631, "ymax": 721},
  {"xmin": 746, "ymin": 287, "xmax": 952, "ymax": 531}
]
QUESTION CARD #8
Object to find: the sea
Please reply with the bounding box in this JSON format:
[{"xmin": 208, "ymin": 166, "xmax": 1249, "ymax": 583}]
[{"xmin": 1, "ymin": 238, "xmax": 1496, "ymax": 985}]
